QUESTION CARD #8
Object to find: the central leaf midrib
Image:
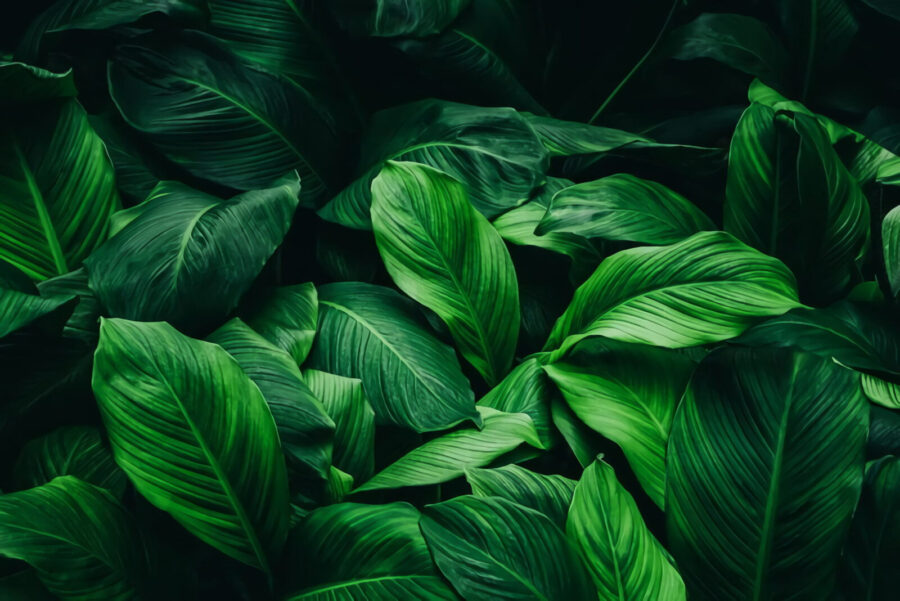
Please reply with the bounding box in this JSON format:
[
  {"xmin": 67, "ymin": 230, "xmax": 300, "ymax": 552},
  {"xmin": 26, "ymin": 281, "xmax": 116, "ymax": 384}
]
[{"xmin": 13, "ymin": 139, "xmax": 67, "ymax": 276}]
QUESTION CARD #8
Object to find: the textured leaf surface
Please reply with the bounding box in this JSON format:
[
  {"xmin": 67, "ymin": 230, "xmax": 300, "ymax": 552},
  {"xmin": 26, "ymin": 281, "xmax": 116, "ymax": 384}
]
[
  {"xmin": 241, "ymin": 283, "xmax": 318, "ymax": 366},
  {"xmin": 466, "ymin": 464, "xmax": 575, "ymax": 528}
]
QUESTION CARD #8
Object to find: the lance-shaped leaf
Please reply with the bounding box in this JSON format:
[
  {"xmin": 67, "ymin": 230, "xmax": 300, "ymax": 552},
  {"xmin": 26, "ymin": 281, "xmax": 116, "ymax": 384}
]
[
  {"xmin": 544, "ymin": 231, "xmax": 801, "ymax": 353},
  {"xmin": 0, "ymin": 100, "xmax": 120, "ymax": 281},
  {"xmin": 536, "ymin": 174, "xmax": 714, "ymax": 244},
  {"xmin": 667, "ymin": 347, "xmax": 867, "ymax": 601},
  {"xmin": 85, "ymin": 176, "xmax": 298, "ymax": 333},
  {"xmin": 108, "ymin": 31, "xmax": 340, "ymax": 204},
  {"xmin": 13, "ymin": 426, "xmax": 127, "ymax": 498},
  {"xmin": 466, "ymin": 464, "xmax": 575, "ymax": 529},
  {"xmin": 92, "ymin": 319, "xmax": 290, "ymax": 574},
  {"xmin": 319, "ymin": 100, "xmax": 548, "ymax": 229},
  {"xmin": 840, "ymin": 456, "xmax": 900, "ymax": 600},
  {"xmin": 241, "ymin": 283, "xmax": 318, "ymax": 366},
  {"xmin": 329, "ymin": 0, "xmax": 471, "ymax": 37},
  {"xmin": 283, "ymin": 502, "xmax": 457, "ymax": 600},
  {"xmin": 303, "ymin": 369, "xmax": 375, "ymax": 484},
  {"xmin": 0, "ymin": 62, "xmax": 75, "ymax": 106},
  {"xmin": 568, "ymin": 459, "xmax": 685, "ymax": 601},
  {"xmin": 477, "ymin": 356, "xmax": 554, "ymax": 448},
  {"xmin": 208, "ymin": 319, "xmax": 334, "ymax": 488},
  {"xmin": 307, "ymin": 282, "xmax": 478, "ymax": 432},
  {"xmin": 420, "ymin": 495, "xmax": 594, "ymax": 600},
  {"xmin": 545, "ymin": 337, "xmax": 695, "ymax": 507},
  {"xmin": 883, "ymin": 205, "xmax": 900, "ymax": 297},
  {"xmin": 355, "ymin": 407, "xmax": 540, "ymax": 492},
  {"xmin": 371, "ymin": 161, "xmax": 519, "ymax": 384},
  {"xmin": 0, "ymin": 476, "xmax": 146, "ymax": 601}
]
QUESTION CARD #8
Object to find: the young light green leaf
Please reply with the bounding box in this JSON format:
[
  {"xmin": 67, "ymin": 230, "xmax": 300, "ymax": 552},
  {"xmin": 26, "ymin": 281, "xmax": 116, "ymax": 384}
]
[
  {"xmin": 371, "ymin": 161, "xmax": 519, "ymax": 384},
  {"xmin": 466, "ymin": 464, "xmax": 575, "ymax": 528}
]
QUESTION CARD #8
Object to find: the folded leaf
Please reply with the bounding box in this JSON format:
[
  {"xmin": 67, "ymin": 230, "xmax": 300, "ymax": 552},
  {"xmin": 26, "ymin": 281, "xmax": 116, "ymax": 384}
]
[
  {"xmin": 85, "ymin": 176, "xmax": 298, "ymax": 333},
  {"xmin": 241, "ymin": 283, "xmax": 318, "ymax": 366},
  {"xmin": 544, "ymin": 231, "xmax": 802, "ymax": 353},
  {"xmin": 92, "ymin": 319, "xmax": 290, "ymax": 574},
  {"xmin": 307, "ymin": 281, "xmax": 478, "ymax": 432},
  {"xmin": 568, "ymin": 459, "xmax": 685, "ymax": 601},
  {"xmin": 667, "ymin": 347, "xmax": 867, "ymax": 601},
  {"xmin": 466, "ymin": 464, "xmax": 575, "ymax": 529},
  {"xmin": 372, "ymin": 161, "xmax": 519, "ymax": 384},
  {"xmin": 329, "ymin": 0, "xmax": 471, "ymax": 37}
]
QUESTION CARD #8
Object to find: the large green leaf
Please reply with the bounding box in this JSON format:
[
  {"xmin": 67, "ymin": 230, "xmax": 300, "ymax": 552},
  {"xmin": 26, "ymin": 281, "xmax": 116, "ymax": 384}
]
[
  {"xmin": 420, "ymin": 494, "xmax": 594, "ymax": 600},
  {"xmin": 535, "ymin": 174, "xmax": 714, "ymax": 244},
  {"xmin": 283, "ymin": 502, "xmax": 457, "ymax": 600},
  {"xmin": 307, "ymin": 282, "xmax": 478, "ymax": 432},
  {"xmin": 13, "ymin": 426, "xmax": 127, "ymax": 498},
  {"xmin": 544, "ymin": 231, "xmax": 802, "ymax": 354},
  {"xmin": 883, "ymin": 205, "xmax": 900, "ymax": 298},
  {"xmin": 108, "ymin": 31, "xmax": 340, "ymax": 204},
  {"xmin": 465, "ymin": 464, "xmax": 575, "ymax": 529},
  {"xmin": 208, "ymin": 319, "xmax": 334, "ymax": 489},
  {"xmin": 319, "ymin": 100, "xmax": 548, "ymax": 229},
  {"xmin": 0, "ymin": 99, "xmax": 120, "ymax": 281},
  {"xmin": 371, "ymin": 161, "xmax": 519, "ymax": 384},
  {"xmin": 545, "ymin": 337, "xmax": 695, "ymax": 507},
  {"xmin": 241, "ymin": 283, "xmax": 318, "ymax": 366},
  {"xmin": 328, "ymin": 0, "xmax": 470, "ymax": 37},
  {"xmin": 85, "ymin": 176, "xmax": 298, "ymax": 333},
  {"xmin": 356, "ymin": 407, "xmax": 540, "ymax": 492},
  {"xmin": 568, "ymin": 459, "xmax": 685, "ymax": 601},
  {"xmin": 667, "ymin": 347, "xmax": 867, "ymax": 601},
  {"xmin": 477, "ymin": 356, "xmax": 555, "ymax": 448},
  {"xmin": 92, "ymin": 318, "xmax": 290, "ymax": 574},
  {"xmin": 840, "ymin": 456, "xmax": 900, "ymax": 600},
  {"xmin": 0, "ymin": 476, "xmax": 146, "ymax": 601},
  {"xmin": 0, "ymin": 61, "xmax": 75, "ymax": 106}
]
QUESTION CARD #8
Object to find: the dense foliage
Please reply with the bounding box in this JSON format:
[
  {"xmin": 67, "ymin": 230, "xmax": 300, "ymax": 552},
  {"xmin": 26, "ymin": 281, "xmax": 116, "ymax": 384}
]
[{"xmin": 2, "ymin": 0, "xmax": 900, "ymax": 599}]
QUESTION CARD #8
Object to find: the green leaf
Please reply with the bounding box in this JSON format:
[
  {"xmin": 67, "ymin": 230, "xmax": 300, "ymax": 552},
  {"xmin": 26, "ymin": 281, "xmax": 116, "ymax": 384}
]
[
  {"xmin": 477, "ymin": 356, "xmax": 555, "ymax": 449},
  {"xmin": 108, "ymin": 31, "xmax": 340, "ymax": 204},
  {"xmin": 307, "ymin": 281, "xmax": 478, "ymax": 432},
  {"xmin": 420, "ymin": 495, "xmax": 594, "ymax": 600},
  {"xmin": 545, "ymin": 337, "xmax": 695, "ymax": 508},
  {"xmin": 535, "ymin": 174, "xmax": 714, "ymax": 244},
  {"xmin": 36, "ymin": 268, "xmax": 101, "ymax": 341},
  {"xmin": 544, "ymin": 231, "xmax": 802, "ymax": 354},
  {"xmin": 92, "ymin": 318, "xmax": 290, "ymax": 574},
  {"xmin": 84, "ymin": 176, "xmax": 298, "ymax": 333},
  {"xmin": 0, "ymin": 287, "xmax": 75, "ymax": 339},
  {"xmin": 0, "ymin": 100, "xmax": 120, "ymax": 281},
  {"xmin": 355, "ymin": 407, "xmax": 540, "ymax": 492},
  {"xmin": 465, "ymin": 464, "xmax": 575, "ymax": 529},
  {"xmin": 0, "ymin": 61, "xmax": 75, "ymax": 106},
  {"xmin": 242, "ymin": 283, "xmax": 318, "ymax": 366},
  {"xmin": 840, "ymin": 456, "xmax": 900, "ymax": 600},
  {"xmin": 371, "ymin": 161, "xmax": 519, "ymax": 384},
  {"xmin": 208, "ymin": 319, "xmax": 335, "ymax": 488},
  {"xmin": 0, "ymin": 476, "xmax": 146, "ymax": 601},
  {"xmin": 13, "ymin": 426, "xmax": 127, "ymax": 498},
  {"xmin": 883, "ymin": 205, "xmax": 900, "ymax": 298},
  {"xmin": 667, "ymin": 347, "xmax": 867, "ymax": 601},
  {"xmin": 303, "ymin": 369, "xmax": 375, "ymax": 484},
  {"xmin": 328, "ymin": 0, "xmax": 471, "ymax": 37},
  {"xmin": 550, "ymin": 396, "xmax": 606, "ymax": 468},
  {"xmin": 568, "ymin": 459, "xmax": 685, "ymax": 601},
  {"xmin": 319, "ymin": 100, "xmax": 548, "ymax": 229},
  {"xmin": 283, "ymin": 502, "xmax": 457, "ymax": 600}
]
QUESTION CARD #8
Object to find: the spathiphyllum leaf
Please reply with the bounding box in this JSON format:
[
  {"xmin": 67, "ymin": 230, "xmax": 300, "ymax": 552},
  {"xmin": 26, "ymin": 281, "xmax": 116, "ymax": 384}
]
[
  {"xmin": 545, "ymin": 337, "xmax": 696, "ymax": 507},
  {"xmin": 667, "ymin": 347, "xmax": 867, "ymax": 601},
  {"xmin": 535, "ymin": 174, "xmax": 715, "ymax": 244},
  {"xmin": 883, "ymin": 205, "xmax": 900, "ymax": 297},
  {"xmin": 544, "ymin": 231, "xmax": 802, "ymax": 354},
  {"xmin": 329, "ymin": 0, "xmax": 471, "ymax": 37},
  {"xmin": 568, "ymin": 459, "xmax": 686, "ymax": 601},
  {"xmin": 85, "ymin": 176, "xmax": 299, "ymax": 333},
  {"xmin": 0, "ymin": 62, "xmax": 76, "ymax": 106},
  {"xmin": 13, "ymin": 426, "xmax": 127, "ymax": 498},
  {"xmin": 465, "ymin": 464, "xmax": 576, "ymax": 529},
  {"xmin": 319, "ymin": 100, "xmax": 548, "ymax": 228},
  {"xmin": 0, "ymin": 287, "xmax": 75, "ymax": 338},
  {"xmin": 283, "ymin": 502, "xmax": 457, "ymax": 600},
  {"xmin": 0, "ymin": 99, "xmax": 120, "ymax": 281},
  {"xmin": 477, "ymin": 356, "xmax": 555, "ymax": 448},
  {"xmin": 0, "ymin": 476, "xmax": 146, "ymax": 601},
  {"xmin": 371, "ymin": 161, "xmax": 519, "ymax": 384},
  {"xmin": 307, "ymin": 281, "xmax": 478, "ymax": 432},
  {"xmin": 420, "ymin": 495, "xmax": 594, "ymax": 600},
  {"xmin": 241, "ymin": 283, "xmax": 318, "ymax": 366},
  {"xmin": 92, "ymin": 319, "xmax": 290, "ymax": 574}
]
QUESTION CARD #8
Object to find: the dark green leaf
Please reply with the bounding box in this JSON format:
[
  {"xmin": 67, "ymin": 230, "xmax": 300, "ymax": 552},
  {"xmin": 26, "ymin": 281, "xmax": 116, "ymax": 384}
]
[
  {"xmin": 329, "ymin": 0, "xmax": 470, "ymax": 37},
  {"xmin": 0, "ymin": 61, "xmax": 75, "ymax": 106},
  {"xmin": 465, "ymin": 464, "xmax": 575, "ymax": 528},
  {"xmin": 242, "ymin": 283, "xmax": 318, "ymax": 366}
]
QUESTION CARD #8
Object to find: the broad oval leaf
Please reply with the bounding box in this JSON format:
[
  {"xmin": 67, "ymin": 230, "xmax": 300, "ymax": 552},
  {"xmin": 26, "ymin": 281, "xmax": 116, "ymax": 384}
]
[
  {"xmin": 420, "ymin": 494, "xmax": 594, "ymax": 600},
  {"xmin": 0, "ymin": 476, "xmax": 146, "ymax": 601},
  {"xmin": 241, "ymin": 283, "xmax": 318, "ymax": 366},
  {"xmin": 465, "ymin": 464, "xmax": 575, "ymax": 529},
  {"xmin": 92, "ymin": 318, "xmax": 290, "ymax": 574},
  {"xmin": 568, "ymin": 459, "xmax": 685, "ymax": 601},
  {"xmin": 535, "ymin": 174, "xmax": 714, "ymax": 244},
  {"xmin": 371, "ymin": 161, "xmax": 519, "ymax": 384},
  {"xmin": 307, "ymin": 282, "xmax": 478, "ymax": 432},
  {"xmin": 329, "ymin": 0, "xmax": 471, "ymax": 37},
  {"xmin": 544, "ymin": 231, "xmax": 802, "ymax": 353},
  {"xmin": 0, "ymin": 100, "xmax": 120, "ymax": 281},
  {"xmin": 85, "ymin": 176, "xmax": 299, "ymax": 333},
  {"xmin": 667, "ymin": 347, "xmax": 867, "ymax": 601}
]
